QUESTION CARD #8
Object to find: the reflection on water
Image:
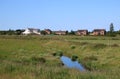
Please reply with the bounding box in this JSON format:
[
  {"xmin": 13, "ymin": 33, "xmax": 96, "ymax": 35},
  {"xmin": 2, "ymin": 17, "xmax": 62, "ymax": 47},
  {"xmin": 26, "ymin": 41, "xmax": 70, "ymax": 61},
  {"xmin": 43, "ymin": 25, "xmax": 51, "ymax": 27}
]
[{"xmin": 60, "ymin": 56, "xmax": 85, "ymax": 71}]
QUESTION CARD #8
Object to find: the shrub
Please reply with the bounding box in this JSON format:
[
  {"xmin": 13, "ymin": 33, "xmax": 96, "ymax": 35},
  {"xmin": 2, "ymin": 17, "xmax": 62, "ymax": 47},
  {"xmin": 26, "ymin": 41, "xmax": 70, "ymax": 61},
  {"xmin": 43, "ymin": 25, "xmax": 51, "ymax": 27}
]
[
  {"xmin": 71, "ymin": 55, "xmax": 78, "ymax": 61},
  {"xmin": 53, "ymin": 50, "xmax": 63, "ymax": 57},
  {"xmin": 52, "ymin": 53, "xmax": 56, "ymax": 56},
  {"xmin": 70, "ymin": 45, "xmax": 76, "ymax": 49}
]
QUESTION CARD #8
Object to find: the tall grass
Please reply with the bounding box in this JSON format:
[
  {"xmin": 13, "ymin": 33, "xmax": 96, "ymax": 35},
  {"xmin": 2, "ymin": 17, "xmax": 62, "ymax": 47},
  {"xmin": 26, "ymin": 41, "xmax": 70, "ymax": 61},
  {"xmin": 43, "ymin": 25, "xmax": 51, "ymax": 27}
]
[{"xmin": 0, "ymin": 35, "xmax": 120, "ymax": 79}]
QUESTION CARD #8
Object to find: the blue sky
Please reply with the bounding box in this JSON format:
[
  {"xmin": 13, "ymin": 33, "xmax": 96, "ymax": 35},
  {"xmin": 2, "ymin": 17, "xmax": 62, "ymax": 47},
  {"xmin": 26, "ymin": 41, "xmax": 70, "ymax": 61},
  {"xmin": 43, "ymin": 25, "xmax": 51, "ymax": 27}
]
[{"xmin": 0, "ymin": 0, "xmax": 120, "ymax": 31}]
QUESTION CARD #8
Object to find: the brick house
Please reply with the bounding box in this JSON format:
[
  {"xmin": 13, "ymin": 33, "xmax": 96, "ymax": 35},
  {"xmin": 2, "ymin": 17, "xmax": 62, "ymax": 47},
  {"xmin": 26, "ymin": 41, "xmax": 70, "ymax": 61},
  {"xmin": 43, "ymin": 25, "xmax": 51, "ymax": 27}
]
[
  {"xmin": 44, "ymin": 29, "xmax": 52, "ymax": 34},
  {"xmin": 76, "ymin": 30, "xmax": 88, "ymax": 36},
  {"xmin": 92, "ymin": 29, "xmax": 106, "ymax": 35}
]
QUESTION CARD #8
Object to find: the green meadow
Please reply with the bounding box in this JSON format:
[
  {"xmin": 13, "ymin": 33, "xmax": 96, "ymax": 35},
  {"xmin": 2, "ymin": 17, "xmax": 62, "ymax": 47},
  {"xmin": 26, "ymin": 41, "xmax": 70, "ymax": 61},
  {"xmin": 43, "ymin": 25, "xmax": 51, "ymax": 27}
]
[{"xmin": 0, "ymin": 35, "xmax": 120, "ymax": 79}]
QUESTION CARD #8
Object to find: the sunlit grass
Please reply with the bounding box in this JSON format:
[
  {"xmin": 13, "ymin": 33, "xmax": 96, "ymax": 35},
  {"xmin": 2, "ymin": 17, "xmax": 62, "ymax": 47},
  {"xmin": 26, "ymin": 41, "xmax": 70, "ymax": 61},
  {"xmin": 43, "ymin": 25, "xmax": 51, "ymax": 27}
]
[{"xmin": 0, "ymin": 35, "xmax": 120, "ymax": 79}]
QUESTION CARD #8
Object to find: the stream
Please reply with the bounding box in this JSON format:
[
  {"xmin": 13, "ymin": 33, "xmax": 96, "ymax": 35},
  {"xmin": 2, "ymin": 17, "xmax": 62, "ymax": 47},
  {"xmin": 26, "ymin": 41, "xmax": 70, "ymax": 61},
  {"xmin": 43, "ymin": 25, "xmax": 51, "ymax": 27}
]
[{"xmin": 60, "ymin": 56, "xmax": 85, "ymax": 71}]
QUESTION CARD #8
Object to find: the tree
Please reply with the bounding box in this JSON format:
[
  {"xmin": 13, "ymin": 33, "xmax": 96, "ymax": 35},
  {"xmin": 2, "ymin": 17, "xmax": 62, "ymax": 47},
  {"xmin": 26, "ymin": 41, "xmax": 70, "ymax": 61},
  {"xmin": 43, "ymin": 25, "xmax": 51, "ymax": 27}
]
[
  {"xmin": 69, "ymin": 30, "xmax": 75, "ymax": 35},
  {"xmin": 15, "ymin": 29, "xmax": 23, "ymax": 35},
  {"xmin": 110, "ymin": 23, "xmax": 114, "ymax": 33},
  {"xmin": 7, "ymin": 29, "xmax": 15, "ymax": 35},
  {"xmin": 0, "ymin": 31, "xmax": 7, "ymax": 35},
  {"xmin": 40, "ymin": 30, "xmax": 47, "ymax": 35},
  {"xmin": 66, "ymin": 30, "xmax": 68, "ymax": 35},
  {"xmin": 109, "ymin": 23, "xmax": 115, "ymax": 36}
]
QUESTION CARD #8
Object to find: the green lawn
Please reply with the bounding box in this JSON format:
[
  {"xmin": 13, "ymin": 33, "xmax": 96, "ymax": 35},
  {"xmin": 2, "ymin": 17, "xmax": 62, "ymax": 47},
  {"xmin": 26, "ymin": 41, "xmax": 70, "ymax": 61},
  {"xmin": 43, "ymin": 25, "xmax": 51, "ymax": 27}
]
[{"xmin": 0, "ymin": 35, "xmax": 120, "ymax": 79}]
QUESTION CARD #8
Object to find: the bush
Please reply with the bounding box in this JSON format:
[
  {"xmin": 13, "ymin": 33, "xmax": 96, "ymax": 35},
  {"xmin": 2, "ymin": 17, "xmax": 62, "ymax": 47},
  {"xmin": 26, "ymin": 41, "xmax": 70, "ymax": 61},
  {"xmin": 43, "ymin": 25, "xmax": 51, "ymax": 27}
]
[
  {"xmin": 52, "ymin": 53, "xmax": 56, "ymax": 56},
  {"xmin": 70, "ymin": 45, "xmax": 76, "ymax": 49},
  {"xmin": 52, "ymin": 50, "xmax": 63, "ymax": 57},
  {"xmin": 71, "ymin": 55, "xmax": 78, "ymax": 61}
]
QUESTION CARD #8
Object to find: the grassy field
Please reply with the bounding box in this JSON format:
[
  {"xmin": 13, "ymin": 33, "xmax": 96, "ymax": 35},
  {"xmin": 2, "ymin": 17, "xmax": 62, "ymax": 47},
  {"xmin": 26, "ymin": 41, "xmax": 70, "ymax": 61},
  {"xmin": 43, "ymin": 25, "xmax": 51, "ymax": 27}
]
[{"xmin": 0, "ymin": 35, "xmax": 120, "ymax": 79}]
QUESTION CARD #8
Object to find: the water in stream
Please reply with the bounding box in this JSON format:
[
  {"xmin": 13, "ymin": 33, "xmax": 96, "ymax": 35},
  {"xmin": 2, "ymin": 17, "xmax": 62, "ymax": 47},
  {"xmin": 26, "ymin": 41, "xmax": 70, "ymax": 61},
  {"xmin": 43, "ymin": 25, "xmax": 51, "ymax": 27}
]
[{"xmin": 60, "ymin": 56, "xmax": 85, "ymax": 71}]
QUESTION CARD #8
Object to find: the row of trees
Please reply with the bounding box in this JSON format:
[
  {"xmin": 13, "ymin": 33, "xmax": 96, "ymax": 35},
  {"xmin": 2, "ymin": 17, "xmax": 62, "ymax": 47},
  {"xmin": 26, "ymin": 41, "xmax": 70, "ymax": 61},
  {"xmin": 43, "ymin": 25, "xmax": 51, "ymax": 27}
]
[{"xmin": 0, "ymin": 29, "xmax": 24, "ymax": 35}]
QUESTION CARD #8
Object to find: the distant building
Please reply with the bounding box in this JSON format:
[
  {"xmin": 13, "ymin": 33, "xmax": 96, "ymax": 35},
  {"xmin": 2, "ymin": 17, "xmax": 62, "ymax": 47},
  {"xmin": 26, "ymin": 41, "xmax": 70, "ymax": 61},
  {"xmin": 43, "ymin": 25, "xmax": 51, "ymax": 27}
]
[
  {"xmin": 22, "ymin": 28, "xmax": 40, "ymax": 35},
  {"xmin": 76, "ymin": 30, "xmax": 88, "ymax": 36},
  {"xmin": 92, "ymin": 29, "xmax": 106, "ymax": 35},
  {"xmin": 53, "ymin": 30, "xmax": 67, "ymax": 35},
  {"xmin": 44, "ymin": 29, "xmax": 52, "ymax": 34}
]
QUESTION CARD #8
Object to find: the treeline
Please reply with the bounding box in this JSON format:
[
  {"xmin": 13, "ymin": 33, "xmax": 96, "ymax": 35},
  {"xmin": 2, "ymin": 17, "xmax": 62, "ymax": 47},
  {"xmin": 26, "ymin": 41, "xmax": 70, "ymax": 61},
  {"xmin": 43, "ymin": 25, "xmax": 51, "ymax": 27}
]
[
  {"xmin": 0, "ymin": 29, "xmax": 24, "ymax": 35},
  {"xmin": 106, "ymin": 30, "xmax": 120, "ymax": 37}
]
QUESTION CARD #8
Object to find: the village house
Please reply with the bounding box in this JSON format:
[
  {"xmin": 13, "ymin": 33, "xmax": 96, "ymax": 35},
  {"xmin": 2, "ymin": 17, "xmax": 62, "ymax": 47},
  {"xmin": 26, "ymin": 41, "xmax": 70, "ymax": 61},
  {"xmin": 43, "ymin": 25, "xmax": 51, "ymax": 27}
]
[
  {"xmin": 53, "ymin": 30, "xmax": 67, "ymax": 35},
  {"xmin": 22, "ymin": 28, "xmax": 41, "ymax": 35},
  {"xmin": 92, "ymin": 29, "xmax": 106, "ymax": 35},
  {"xmin": 44, "ymin": 29, "xmax": 52, "ymax": 34},
  {"xmin": 76, "ymin": 30, "xmax": 88, "ymax": 36}
]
